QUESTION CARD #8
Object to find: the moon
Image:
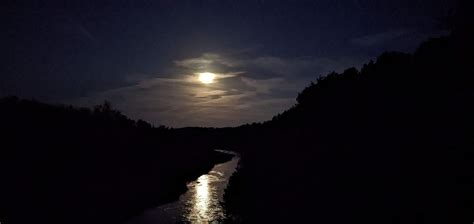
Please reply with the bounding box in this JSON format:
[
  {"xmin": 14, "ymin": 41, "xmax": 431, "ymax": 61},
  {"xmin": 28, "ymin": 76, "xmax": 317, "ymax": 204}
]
[{"xmin": 198, "ymin": 72, "xmax": 216, "ymax": 84}]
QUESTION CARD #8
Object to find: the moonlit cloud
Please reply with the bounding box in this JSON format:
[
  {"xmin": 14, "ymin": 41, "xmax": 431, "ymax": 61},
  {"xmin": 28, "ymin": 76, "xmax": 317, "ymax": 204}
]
[
  {"xmin": 351, "ymin": 29, "xmax": 410, "ymax": 46},
  {"xmin": 73, "ymin": 51, "xmax": 365, "ymax": 127},
  {"xmin": 2, "ymin": 0, "xmax": 453, "ymax": 127},
  {"xmin": 240, "ymin": 77, "xmax": 285, "ymax": 94},
  {"xmin": 74, "ymin": 75, "xmax": 294, "ymax": 127},
  {"xmin": 350, "ymin": 29, "xmax": 449, "ymax": 51}
]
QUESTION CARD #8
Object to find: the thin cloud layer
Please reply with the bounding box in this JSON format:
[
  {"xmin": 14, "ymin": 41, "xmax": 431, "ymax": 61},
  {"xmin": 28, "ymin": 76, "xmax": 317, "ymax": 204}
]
[
  {"xmin": 351, "ymin": 29, "xmax": 410, "ymax": 46},
  {"xmin": 3, "ymin": 0, "xmax": 453, "ymax": 127},
  {"xmin": 74, "ymin": 52, "xmax": 364, "ymax": 127}
]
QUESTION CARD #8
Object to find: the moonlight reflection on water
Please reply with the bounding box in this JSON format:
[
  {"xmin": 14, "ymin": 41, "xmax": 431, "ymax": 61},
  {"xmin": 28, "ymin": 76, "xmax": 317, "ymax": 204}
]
[
  {"xmin": 126, "ymin": 152, "xmax": 239, "ymax": 224},
  {"xmin": 195, "ymin": 175, "xmax": 210, "ymax": 219},
  {"xmin": 184, "ymin": 167, "xmax": 228, "ymax": 222}
]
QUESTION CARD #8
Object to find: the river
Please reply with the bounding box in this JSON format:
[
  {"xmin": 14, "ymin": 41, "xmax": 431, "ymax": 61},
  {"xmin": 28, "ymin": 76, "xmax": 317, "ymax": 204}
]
[{"xmin": 126, "ymin": 151, "xmax": 239, "ymax": 224}]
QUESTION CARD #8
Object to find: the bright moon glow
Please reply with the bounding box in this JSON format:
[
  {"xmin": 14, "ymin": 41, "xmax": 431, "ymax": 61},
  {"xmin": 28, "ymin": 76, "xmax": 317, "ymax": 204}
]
[{"xmin": 198, "ymin": 72, "xmax": 216, "ymax": 84}]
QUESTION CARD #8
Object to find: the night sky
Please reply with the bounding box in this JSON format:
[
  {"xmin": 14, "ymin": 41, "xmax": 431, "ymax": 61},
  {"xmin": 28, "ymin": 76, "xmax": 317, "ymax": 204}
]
[{"xmin": 1, "ymin": 0, "xmax": 453, "ymax": 127}]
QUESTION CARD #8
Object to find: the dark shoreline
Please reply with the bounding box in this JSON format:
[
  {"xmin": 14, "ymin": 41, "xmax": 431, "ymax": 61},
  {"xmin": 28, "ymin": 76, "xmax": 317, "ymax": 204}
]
[
  {"xmin": 0, "ymin": 97, "xmax": 236, "ymax": 224},
  {"xmin": 120, "ymin": 150, "xmax": 235, "ymax": 223}
]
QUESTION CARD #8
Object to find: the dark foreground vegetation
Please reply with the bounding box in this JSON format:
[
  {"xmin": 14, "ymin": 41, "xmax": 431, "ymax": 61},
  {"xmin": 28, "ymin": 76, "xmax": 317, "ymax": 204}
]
[
  {"xmin": 221, "ymin": 8, "xmax": 474, "ymax": 224},
  {"xmin": 0, "ymin": 98, "xmax": 233, "ymax": 224}
]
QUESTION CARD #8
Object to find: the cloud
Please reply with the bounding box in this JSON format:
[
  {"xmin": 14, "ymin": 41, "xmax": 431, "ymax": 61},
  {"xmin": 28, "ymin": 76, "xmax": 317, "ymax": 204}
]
[
  {"xmin": 176, "ymin": 53, "xmax": 362, "ymax": 79},
  {"xmin": 174, "ymin": 53, "xmax": 236, "ymax": 73},
  {"xmin": 73, "ymin": 72, "xmax": 295, "ymax": 127},
  {"xmin": 240, "ymin": 77, "xmax": 285, "ymax": 94},
  {"xmin": 74, "ymin": 75, "xmax": 295, "ymax": 127},
  {"xmin": 75, "ymin": 22, "xmax": 100, "ymax": 45},
  {"xmin": 242, "ymin": 56, "xmax": 362, "ymax": 79},
  {"xmin": 73, "ymin": 51, "xmax": 365, "ymax": 127},
  {"xmin": 351, "ymin": 29, "xmax": 410, "ymax": 46}
]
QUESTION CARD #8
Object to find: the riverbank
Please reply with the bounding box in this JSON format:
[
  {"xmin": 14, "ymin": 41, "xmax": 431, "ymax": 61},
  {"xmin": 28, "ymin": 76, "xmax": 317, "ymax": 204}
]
[
  {"xmin": 127, "ymin": 151, "xmax": 240, "ymax": 223},
  {"xmin": 0, "ymin": 97, "xmax": 236, "ymax": 224},
  {"xmin": 121, "ymin": 150, "xmax": 235, "ymax": 223},
  {"xmin": 221, "ymin": 34, "xmax": 474, "ymax": 223}
]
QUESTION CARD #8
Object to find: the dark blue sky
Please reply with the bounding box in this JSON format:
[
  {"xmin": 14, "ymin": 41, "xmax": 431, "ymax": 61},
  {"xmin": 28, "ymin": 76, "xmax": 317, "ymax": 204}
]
[{"xmin": 1, "ymin": 0, "xmax": 453, "ymax": 127}]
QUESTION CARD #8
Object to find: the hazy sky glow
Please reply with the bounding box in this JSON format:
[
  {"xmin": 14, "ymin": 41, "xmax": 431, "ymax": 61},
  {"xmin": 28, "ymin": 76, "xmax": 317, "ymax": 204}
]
[{"xmin": 1, "ymin": 0, "xmax": 453, "ymax": 127}]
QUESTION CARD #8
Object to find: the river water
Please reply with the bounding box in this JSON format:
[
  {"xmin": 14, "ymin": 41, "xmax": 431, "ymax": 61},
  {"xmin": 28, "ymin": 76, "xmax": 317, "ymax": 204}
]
[{"xmin": 126, "ymin": 151, "xmax": 239, "ymax": 224}]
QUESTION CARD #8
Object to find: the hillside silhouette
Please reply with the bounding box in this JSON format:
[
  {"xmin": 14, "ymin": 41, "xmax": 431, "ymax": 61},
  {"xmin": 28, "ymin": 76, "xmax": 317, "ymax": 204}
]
[
  {"xmin": 221, "ymin": 15, "xmax": 474, "ymax": 224},
  {"xmin": 0, "ymin": 98, "xmax": 233, "ymax": 224}
]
